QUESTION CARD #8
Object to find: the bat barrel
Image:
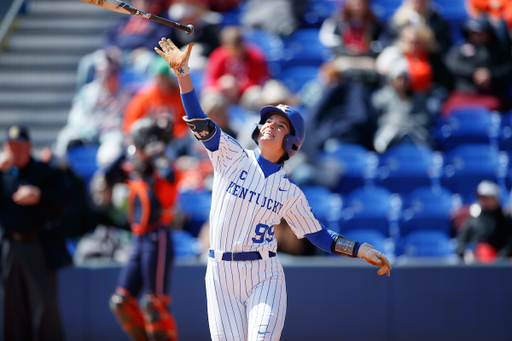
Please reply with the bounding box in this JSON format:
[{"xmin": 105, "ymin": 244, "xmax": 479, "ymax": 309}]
[
  {"xmin": 81, "ymin": 0, "xmax": 194, "ymax": 35},
  {"xmin": 148, "ymin": 14, "xmax": 194, "ymax": 35}
]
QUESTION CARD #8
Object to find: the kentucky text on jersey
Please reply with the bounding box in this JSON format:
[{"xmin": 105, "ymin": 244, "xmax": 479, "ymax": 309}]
[{"xmin": 225, "ymin": 171, "xmax": 284, "ymax": 214}]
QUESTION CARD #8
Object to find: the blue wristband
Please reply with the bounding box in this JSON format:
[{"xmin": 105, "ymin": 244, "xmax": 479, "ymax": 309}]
[{"xmin": 355, "ymin": 242, "xmax": 361, "ymax": 257}]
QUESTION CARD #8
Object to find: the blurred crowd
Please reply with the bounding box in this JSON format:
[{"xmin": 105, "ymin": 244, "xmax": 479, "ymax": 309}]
[
  {"xmin": 8, "ymin": 0, "xmax": 512, "ymax": 266},
  {"xmin": 9, "ymin": 0, "xmax": 512, "ymax": 339}
]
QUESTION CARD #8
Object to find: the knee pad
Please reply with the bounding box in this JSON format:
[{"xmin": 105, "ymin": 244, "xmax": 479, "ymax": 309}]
[
  {"xmin": 140, "ymin": 294, "xmax": 178, "ymax": 341},
  {"xmin": 109, "ymin": 287, "xmax": 148, "ymax": 341}
]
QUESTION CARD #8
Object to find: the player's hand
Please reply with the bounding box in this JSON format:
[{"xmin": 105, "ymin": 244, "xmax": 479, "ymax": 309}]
[
  {"xmin": 12, "ymin": 185, "xmax": 41, "ymax": 206},
  {"xmin": 154, "ymin": 38, "xmax": 194, "ymax": 77},
  {"xmin": 0, "ymin": 151, "xmax": 14, "ymax": 172},
  {"xmin": 357, "ymin": 243, "xmax": 392, "ymax": 277}
]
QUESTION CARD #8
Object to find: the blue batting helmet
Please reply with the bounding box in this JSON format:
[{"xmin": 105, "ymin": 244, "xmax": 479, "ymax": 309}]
[{"xmin": 251, "ymin": 104, "xmax": 306, "ymax": 160}]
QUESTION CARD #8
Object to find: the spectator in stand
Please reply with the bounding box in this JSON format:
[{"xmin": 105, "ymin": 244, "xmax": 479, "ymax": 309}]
[
  {"xmin": 240, "ymin": 78, "xmax": 298, "ymax": 115},
  {"xmin": 147, "ymin": 0, "xmax": 173, "ymax": 16},
  {"xmin": 101, "ymin": 0, "xmax": 172, "ymax": 70},
  {"xmin": 167, "ymin": 0, "xmax": 221, "ymax": 70},
  {"xmin": 155, "ymin": 0, "xmax": 241, "ymax": 14},
  {"xmin": 372, "ymin": 61, "xmax": 434, "ymax": 153},
  {"xmin": 300, "ymin": 70, "xmax": 377, "ymax": 159},
  {"xmin": 319, "ymin": 0, "xmax": 386, "ymax": 87},
  {"xmin": 123, "ymin": 56, "xmax": 189, "ymax": 147},
  {"xmin": 76, "ymin": 0, "xmax": 172, "ymax": 88},
  {"xmin": 376, "ymin": 23, "xmax": 453, "ymax": 112},
  {"xmin": 291, "ymin": 60, "xmax": 375, "ymax": 193},
  {"xmin": 467, "ymin": 0, "xmax": 512, "ymax": 20},
  {"xmin": 456, "ymin": 180, "xmax": 512, "ymax": 263},
  {"xmin": 202, "ymin": 25, "xmax": 270, "ymax": 108},
  {"xmin": 55, "ymin": 57, "xmax": 131, "ymax": 159},
  {"xmin": 388, "ymin": 0, "xmax": 453, "ymax": 57},
  {"xmin": 441, "ymin": 17, "xmax": 512, "ymax": 115},
  {"xmin": 466, "ymin": 0, "xmax": 512, "ymax": 52},
  {"xmin": 298, "ymin": 61, "xmax": 344, "ymax": 110},
  {"xmin": 241, "ymin": 0, "xmax": 308, "ymax": 37}
]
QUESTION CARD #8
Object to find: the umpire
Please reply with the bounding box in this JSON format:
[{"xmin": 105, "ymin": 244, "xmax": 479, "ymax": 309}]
[{"xmin": 0, "ymin": 126, "xmax": 72, "ymax": 341}]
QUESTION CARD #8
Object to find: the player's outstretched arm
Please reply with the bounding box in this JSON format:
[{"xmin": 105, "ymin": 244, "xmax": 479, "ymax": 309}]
[
  {"xmin": 357, "ymin": 243, "xmax": 392, "ymax": 277},
  {"xmin": 306, "ymin": 229, "xmax": 392, "ymax": 276},
  {"xmin": 154, "ymin": 37, "xmax": 194, "ymax": 94}
]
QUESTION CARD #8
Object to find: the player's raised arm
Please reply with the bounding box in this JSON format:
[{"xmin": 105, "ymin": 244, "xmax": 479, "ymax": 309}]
[{"xmin": 155, "ymin": 37, "xmax": 221, "ymax": 151}]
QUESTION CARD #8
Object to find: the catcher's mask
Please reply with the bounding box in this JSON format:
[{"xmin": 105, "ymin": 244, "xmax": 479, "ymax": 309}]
[
  {"xmin": 129, "ymin": 117, "xmax": 173, "ymax": 158},
  {"xmin": 251, "ymin": 104, "xmax": 305, "ymax": 161}
]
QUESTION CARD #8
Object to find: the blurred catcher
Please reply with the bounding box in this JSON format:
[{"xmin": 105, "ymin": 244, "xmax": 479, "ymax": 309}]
[{"xmin": 99, "ymin": 117, "xmax": 180, "ymax": 341}]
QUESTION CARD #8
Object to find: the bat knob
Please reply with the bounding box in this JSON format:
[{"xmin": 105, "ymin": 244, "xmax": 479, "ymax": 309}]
[{"xmin": 186, "ymin": 24, "xmax": 194, "ymax": 35}]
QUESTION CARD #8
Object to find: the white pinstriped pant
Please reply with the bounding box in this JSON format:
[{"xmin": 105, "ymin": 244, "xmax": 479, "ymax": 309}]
[{"xmin": 205, "ymin": 256, "xmax": 287, "ymax": 341}]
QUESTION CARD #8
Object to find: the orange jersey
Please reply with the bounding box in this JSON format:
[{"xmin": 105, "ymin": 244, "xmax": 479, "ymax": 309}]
[
  {"xmin": 127, "ymin": 169, "xmax": 180, "ymax": 235},
  {"xmin": 124, "ymin": 83, "xmax": 189, "ymax": 139},
  {"xmin": 467, "ymin": 0, "xmax": 512, "ymax": 20}
]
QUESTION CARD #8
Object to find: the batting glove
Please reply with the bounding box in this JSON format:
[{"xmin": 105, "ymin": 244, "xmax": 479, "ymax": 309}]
[
  {"xmin": 357, "ymin": 243, "xmax": 392, "ymax": 277},
  {"xmin": 154, "ymin": 38, "xmax": 194, "ymax": 77}
]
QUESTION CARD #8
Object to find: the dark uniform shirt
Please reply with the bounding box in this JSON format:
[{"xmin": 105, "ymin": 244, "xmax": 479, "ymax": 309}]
[
  {"xmin": 0, "ymin": 158, "xmax": 71, "ymax": 234},
  {"xmin": 457, "ymin": 208, "xmax": 512, "ymax": 257}
]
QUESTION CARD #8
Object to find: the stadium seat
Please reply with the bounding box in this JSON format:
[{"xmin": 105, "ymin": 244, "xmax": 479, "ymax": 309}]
[
  {"xmin": 371, "ymin": 0, "xmax": 403, "ymax": 20},
  {"xmin": 302, "ymin": 0, "xmax": 340, "ymax": 28},
  {"xmin": 280, "ymin": 28, "xmax": 332, "ymax": 69},
  {"xmin": 177, "ymin": 190, "xmax": 212, "ymax": 237},
  {"xmin": 275, "ymin": 65, "xmax": 319, "ymax": 93},
  {"xmin": 399, "ymin": 186, "xmax": 456, "ymax": 237},
  {"xmin": 397, "ymin": 230, "xmax": 455, "ymax": 257},
  {"xmin": 432, "ymin": 0, "xmax": 468, "ymax": 44},
  {"xmin": 316, "ymin": 143, "xmax": 379, "ymax": 195},
  {"xmin": 171, "ymin": 229, "xmax": 203, "ymax": 259},
  {"xmin": 342, "ymin": 229, "xmax": 388, "ymax": 255},
  {"xmin": 499, "ymin": 110, "xmax": 512, "ymax": 153},
  {"xmin": 219, "ymin": 5, "xmax": 242, "ymax": 27},
  {"xmin": 435, "ymin": 106, "xmax": 500, "ymax": 151},
  {"xmin": 441, "ymin": 144, "xmax": 508, "ymax": 204},
  {"xmin": 339, "ymin": 186, "xmax": 401, "ymax": 237},
  {"xmin": 301, "ymin": 186, "xmax": 342, "ymax": 232},
  {"xmin": 227, "ymin": 104, "xmax": 257, "ymax": 131},
  {"xmin": 376, "ymin": 144, "xmax": 441, "ymax": 196},
  {"xmin": 243, "ymin": 29, "xmax": 284, "ymax": 76},
  {"xmin": 66, "ymin": 144, "xmax": 100, "ymax": 187}
]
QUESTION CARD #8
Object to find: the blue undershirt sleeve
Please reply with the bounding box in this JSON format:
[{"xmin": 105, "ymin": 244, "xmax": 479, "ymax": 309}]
[
  {"xmin": 181, "ymin": 89, "xmax": 221, "ymax": 151},
  {"xmin": 305, "ymin": 228, "xmax": 362, "ymax": 256},
  {"xmin": 305, "ymin": 228, "xmax": 338, "ymax": 254},
  {"xmin": 181, "ymin": 89, "xmax": 207, "ymax": 119}
]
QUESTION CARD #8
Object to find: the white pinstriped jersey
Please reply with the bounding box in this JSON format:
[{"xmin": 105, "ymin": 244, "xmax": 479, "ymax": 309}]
[{"xmin": 206, "ymin": 131, "xmax": 323, "ymax": 253}]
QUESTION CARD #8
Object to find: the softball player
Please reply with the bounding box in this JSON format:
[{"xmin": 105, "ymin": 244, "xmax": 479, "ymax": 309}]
[
  {"xmin": 108, "ymin": 119, "xmax": 179, "ymax": 341},
  {"xmin": 155, "ymin": 38, "xmax": 392, "ymax": 341}
]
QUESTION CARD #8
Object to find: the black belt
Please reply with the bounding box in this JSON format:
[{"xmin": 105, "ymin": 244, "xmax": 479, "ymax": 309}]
[
  {"xmin": 209, "ymin": 250, "xmax": 276, "ymax": 261},
  {"xmin": 3, "ymin": 230, "xmax": 40, "ymax": 242}
]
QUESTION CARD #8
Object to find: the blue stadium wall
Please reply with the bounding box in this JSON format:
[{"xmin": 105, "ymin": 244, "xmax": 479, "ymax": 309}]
[{"xmin": 1, "ymin": 258, "xmax": 511, "ymax": 341}]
